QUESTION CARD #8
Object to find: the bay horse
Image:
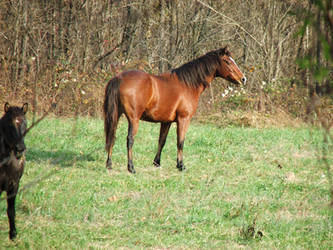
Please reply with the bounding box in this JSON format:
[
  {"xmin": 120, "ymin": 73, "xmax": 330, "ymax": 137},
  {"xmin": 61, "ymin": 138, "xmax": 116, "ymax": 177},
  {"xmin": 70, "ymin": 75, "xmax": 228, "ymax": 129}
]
[
  {"xmin": 0, "ymin": 102, "xmax": 28, "ymax": 240},
  {"xmin": 104, "ymin": 47, "xmax": 246, "ymax": 173}
]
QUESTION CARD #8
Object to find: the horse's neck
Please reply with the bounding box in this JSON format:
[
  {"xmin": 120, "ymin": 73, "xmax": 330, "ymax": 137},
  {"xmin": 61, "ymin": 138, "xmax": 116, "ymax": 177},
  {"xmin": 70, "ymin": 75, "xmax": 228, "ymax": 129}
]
[
  {"xmin": 195, "ymin": 84, "xmax": 207, "ymax": 97},
  {"xmin": 205, "ymin": 71, "xmax": 217, "ymax": 85},
  {"xmin": 197, "ymin": 73, "xmax": 216, "ymax": 95},
  {"xmin": 0, "ymin": 132, "xmax": 8, "ymax": 160},
  {"xmin": 0, "ymin": 119, "xmax": 10, "ymax": 158},
  {"xmin": 0, "ymin": 119, "xmax": 4, "ymax": 135}
]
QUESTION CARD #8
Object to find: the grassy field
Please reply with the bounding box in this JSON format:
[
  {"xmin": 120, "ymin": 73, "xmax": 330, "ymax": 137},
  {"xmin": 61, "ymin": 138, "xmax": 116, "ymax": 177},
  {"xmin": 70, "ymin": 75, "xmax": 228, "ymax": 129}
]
[{"xmin": 0, "ymin": 116, "xmax": 332, "ymax": 249}]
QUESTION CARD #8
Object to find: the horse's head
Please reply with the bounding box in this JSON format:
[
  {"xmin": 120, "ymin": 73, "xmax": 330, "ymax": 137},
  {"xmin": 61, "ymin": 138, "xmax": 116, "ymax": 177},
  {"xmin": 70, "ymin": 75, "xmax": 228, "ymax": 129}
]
[
  {"xmin": 215, "ymin": 47, "xmax": 246, "ymax": 85},
  {"xmin": 1, "ymin": 102, "xmax": 28, "ymax": 158}
]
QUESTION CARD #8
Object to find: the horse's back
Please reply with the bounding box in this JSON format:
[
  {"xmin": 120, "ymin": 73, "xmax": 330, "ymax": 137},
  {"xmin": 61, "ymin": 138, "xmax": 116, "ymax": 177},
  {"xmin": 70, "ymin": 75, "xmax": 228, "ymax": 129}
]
[
  {"xmin": 119, "ymin": 70, "xmax": 154, "ymax": 104},
  {"xmin": 119, "ymin": 70, "xmax": 152, "ymax": 93}
]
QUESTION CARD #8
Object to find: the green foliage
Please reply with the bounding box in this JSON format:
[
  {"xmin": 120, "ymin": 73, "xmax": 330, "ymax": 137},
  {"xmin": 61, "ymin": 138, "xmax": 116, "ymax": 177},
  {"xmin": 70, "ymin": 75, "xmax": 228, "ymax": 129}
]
[
  {"xmin": 224, "ymin": 95, "xmax": 248, "ymax": 110},
  {"xmin": 296, "ymin": 0, "xmax": 333, "ymax": 85},
  {"xmin": 0, "ymin": 117, "xmax": 331, "ymax": 248},
  {"xmin": 321, "ymin": 38, "xmax": 332, "ymax": 61}
]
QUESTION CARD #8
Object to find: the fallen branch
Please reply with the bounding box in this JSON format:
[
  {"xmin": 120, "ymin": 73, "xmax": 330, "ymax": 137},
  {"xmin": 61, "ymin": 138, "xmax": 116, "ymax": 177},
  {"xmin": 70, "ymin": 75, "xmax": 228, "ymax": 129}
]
[
  {"xmin": 24, "ymin": 102, "xmax": 57, "ymax": 137},
  {"xmin": 92, "ymin": 42, "xmax": 121, "ymax": 70}
]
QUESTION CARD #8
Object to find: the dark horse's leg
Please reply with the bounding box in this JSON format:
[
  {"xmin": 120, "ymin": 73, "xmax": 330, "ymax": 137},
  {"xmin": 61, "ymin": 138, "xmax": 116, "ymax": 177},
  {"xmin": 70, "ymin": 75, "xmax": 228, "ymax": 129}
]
[
  {"xmin": 176, "ymin": 116, "xmax": 191, "ymax": 171},
  {"xmin": 127, "ymin": 118, "xmax": 139, "ymax": 174},
  {"xmin": 7, "ymin": 189, "xmax": 18, "ymax": 240},
  {"xmin": 153, "ymin": 122, "xmax": 172, "ymax": 167}
]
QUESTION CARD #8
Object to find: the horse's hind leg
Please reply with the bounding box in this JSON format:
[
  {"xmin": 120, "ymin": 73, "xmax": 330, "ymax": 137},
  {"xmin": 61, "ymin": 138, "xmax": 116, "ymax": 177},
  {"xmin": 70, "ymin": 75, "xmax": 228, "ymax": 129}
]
[
  {"xmin": 106, "ymin": 138, "xmax": 115, "ymax": 170},
  {"xmin": 176, "ymin": 117, "xmax": 191, "ymax": 171},
  {"xmin": 106, "ymin": 142, "xmax": 114, "ymax": 169},
  {"xmin": 105, "ymin": 112, "xmax": 122, "ymax": 170},
  {"xmin": 127, "ymin": 118, "xmax": 139, "ymax": 174},
  {"xmin": 153, "ymin": 122, "xmax": 171, "ymax": 167}
]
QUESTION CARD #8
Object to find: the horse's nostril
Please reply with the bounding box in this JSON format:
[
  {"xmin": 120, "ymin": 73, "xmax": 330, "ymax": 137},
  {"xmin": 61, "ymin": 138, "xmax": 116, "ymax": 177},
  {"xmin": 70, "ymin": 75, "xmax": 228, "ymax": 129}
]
[{"xmin": 241, "ymin": 77, "xmax": 246, "ymax": 83}]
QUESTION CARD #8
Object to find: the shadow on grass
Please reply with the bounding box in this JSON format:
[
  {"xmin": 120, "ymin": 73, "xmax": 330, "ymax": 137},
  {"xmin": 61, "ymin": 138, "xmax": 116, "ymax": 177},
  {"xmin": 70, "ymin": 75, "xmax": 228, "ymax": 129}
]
[{"xmin": 25, "ymin": 148, "xmax": 100, "ymax": 168}]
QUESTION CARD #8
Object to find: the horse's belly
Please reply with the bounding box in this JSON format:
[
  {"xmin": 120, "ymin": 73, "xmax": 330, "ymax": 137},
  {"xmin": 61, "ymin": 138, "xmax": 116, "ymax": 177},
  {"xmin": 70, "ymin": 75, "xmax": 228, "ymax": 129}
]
[
  {"xmin": 140, "ymin": 112, "xmax": 158, "ymax": 122},
  {"xmin": 141, "ymin": 109, "xmax": 176, "ymax": 123}
]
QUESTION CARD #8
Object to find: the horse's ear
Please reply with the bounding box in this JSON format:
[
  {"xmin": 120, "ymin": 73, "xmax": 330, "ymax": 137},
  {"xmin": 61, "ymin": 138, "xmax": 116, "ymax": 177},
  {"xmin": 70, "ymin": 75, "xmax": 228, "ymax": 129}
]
[
  {"xmin": 222, "ymin": 45, "xmax": 231, "ymax": 56},
  {"xmin": 22, "ymin": 103, "xmax": 28, "ymax": 114},
  {"xmin": 217, "ymin": 46, "xmax": 228, "ymax": 56},
  {"xmin": 4, "ymin": 102, "xmax": 9, "ymax": 113}
]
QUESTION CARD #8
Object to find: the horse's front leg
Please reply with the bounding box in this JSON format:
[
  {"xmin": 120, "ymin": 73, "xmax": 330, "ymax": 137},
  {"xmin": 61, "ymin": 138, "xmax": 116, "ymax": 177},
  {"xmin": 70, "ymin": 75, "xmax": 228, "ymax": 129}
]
[
  {"xmin": 153, "ymin": 122, "xmax": 172, "ymax": 167},
  {"xmin": 127, "ymin": 118, "xmax": 139, "ymax": 174},
  {"xmin": 176, "ymin": 116, "xmax": 191, "ymax": 171},
  {"xmin": 7, "ymin": 189, "xmax": 18, "ymax": 240}
]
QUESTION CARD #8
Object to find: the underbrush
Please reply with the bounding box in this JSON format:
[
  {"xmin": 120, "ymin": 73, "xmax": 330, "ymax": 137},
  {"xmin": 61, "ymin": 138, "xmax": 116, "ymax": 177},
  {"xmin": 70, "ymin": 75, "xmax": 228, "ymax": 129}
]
[{"xmin": 1, "ymin": 66, "xmax": 332, "ymax": 126}]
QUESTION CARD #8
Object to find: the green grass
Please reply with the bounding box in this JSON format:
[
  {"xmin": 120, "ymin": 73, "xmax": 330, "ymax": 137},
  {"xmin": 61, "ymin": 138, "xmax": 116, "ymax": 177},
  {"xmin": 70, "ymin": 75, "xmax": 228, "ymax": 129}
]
[{"xmin": 0, "ymin": 117, "xmax": 332, "ymax": 249}]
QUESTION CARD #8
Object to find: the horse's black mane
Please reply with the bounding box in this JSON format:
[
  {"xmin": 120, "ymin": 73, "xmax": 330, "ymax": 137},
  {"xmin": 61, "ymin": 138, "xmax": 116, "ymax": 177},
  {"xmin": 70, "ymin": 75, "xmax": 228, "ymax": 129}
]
[{"xmin": 171, "ymin": 47, "xmax": 231, "ymax": 88}]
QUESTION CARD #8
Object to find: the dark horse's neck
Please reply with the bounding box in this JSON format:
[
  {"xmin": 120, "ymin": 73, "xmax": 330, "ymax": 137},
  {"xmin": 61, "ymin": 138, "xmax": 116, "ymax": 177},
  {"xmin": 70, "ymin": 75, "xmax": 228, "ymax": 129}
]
[{"xmin": 0, "ymin": 119, "xmax": 9, "ymax": 160}]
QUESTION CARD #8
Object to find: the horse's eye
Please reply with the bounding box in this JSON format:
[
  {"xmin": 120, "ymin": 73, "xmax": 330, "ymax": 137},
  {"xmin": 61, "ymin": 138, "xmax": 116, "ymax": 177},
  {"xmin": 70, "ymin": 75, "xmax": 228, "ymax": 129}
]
[{"xmin": 224, "ymin": 60, "xmax": 230, "ymax": 65}]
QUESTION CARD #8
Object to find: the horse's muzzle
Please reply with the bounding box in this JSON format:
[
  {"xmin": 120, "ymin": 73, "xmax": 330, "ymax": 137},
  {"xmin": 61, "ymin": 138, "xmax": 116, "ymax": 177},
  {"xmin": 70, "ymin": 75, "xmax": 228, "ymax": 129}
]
[{"xmin": 15, "ymin": 143, "xmax": 26, "ymax": 159}]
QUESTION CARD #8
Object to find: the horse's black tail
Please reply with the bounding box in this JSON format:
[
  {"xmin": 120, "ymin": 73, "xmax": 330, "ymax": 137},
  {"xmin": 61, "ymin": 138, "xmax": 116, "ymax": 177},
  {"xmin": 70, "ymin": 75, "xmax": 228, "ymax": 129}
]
[{"xmin": 103, "ymin": 77, "xmax": 121, "ymax": 152}]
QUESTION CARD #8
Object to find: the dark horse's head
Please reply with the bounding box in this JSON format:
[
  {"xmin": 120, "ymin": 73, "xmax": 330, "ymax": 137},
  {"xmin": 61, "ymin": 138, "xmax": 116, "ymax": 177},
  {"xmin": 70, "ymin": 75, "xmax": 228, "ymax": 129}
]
[{"xmin": 0, "ymin": 103, "xmax": 28, "ymax": 159}]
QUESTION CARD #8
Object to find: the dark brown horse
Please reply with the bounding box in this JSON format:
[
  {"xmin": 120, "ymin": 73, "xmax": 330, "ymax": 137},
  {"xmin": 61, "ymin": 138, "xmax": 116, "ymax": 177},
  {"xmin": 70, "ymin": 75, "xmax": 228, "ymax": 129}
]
[
  {"xmin": 104, "ymin": 47, "xmax": 246, "ymax": 173},
  {"xmin": 0, "ymin": 102, "xmax": 28, "ymax": 240}
]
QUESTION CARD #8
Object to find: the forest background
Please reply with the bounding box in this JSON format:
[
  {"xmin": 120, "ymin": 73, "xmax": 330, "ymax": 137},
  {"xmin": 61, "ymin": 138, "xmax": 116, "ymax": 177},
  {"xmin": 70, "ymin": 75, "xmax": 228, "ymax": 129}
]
[{"xmin": 0, "ymin": 0, "xmax": 332, "ymax": 127}]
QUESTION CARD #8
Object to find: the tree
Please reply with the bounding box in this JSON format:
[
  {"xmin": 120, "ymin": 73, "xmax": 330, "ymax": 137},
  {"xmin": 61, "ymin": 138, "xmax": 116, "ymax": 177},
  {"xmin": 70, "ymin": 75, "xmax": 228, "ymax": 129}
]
[{"xmin": 297, "ymin": 0, "xmax": 333, "ymax": 207}]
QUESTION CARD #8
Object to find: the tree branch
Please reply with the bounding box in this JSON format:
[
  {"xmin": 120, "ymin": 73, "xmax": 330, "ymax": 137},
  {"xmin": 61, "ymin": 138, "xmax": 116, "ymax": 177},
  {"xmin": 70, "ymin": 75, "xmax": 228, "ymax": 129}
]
[{"xmin": 195, "ymin": 0, "xmax": 265, "ymax": 53}]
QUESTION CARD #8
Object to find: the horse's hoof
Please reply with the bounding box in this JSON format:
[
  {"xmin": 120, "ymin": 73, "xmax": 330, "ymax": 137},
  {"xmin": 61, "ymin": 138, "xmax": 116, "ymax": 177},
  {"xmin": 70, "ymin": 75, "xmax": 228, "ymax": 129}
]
[
  {"xmin": 9, "ymin": 230, "xmax": 17, "ymax": 240},
  {"xmin": 153, "ymin": 161, "xmax": 161, "ymax": 168},
  {"xmin": 107, "ymin": 168, "xmax": 112, "ymax": 175},
  {"xmin": 106, "ymin": 159, "xmax": 112, "ymax": 169},
  {"xmin": 128, "ymin": 165, "xmax": 136, "ymax": 174},
  {"xmin": 177, "ymin": 164, "xmax": 186, "ymax": 171},
  {"xmin": 128, "ymin": 168, "xmax": 136, "ymax": 174}
]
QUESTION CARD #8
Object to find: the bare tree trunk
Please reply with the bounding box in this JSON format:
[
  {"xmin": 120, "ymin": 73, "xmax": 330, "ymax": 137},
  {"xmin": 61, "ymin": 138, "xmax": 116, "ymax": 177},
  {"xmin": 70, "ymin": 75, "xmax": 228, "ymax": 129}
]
[
  {"xmin": 82, "ymin": 1, "xmax": 91, "ymax": 72},
  {"xmin": 19, "ymin": 0, "xmax": 28, "ymax": 82},
  {"xmin": 121, "ymin": 2, "xmax": 138, "ymax": 62},
  {"xmin": 159, "ymin": 0, "xmax": 168, "ymax": 72},
  {"xmin": 12, "ymin": 1, "xmax": 22, "ymax": 83},
  {"xmin": 268, "ymin": 1, "xmax": 275, "ymax": 83}
]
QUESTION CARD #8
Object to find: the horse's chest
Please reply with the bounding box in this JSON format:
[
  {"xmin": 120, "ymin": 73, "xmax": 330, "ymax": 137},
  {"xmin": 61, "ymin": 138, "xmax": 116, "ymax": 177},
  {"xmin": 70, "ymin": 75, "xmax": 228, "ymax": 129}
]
[{"xmin": 0, "ymin": 153, "xmax": 24, "ymax": 192}]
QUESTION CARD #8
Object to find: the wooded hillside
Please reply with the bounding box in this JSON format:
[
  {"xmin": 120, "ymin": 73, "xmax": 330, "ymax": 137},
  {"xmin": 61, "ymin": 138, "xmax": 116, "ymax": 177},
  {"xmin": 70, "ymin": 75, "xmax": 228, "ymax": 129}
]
[{"xmin": 0, "ymin": 0, "xmax": 332, "ymax": 123}]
